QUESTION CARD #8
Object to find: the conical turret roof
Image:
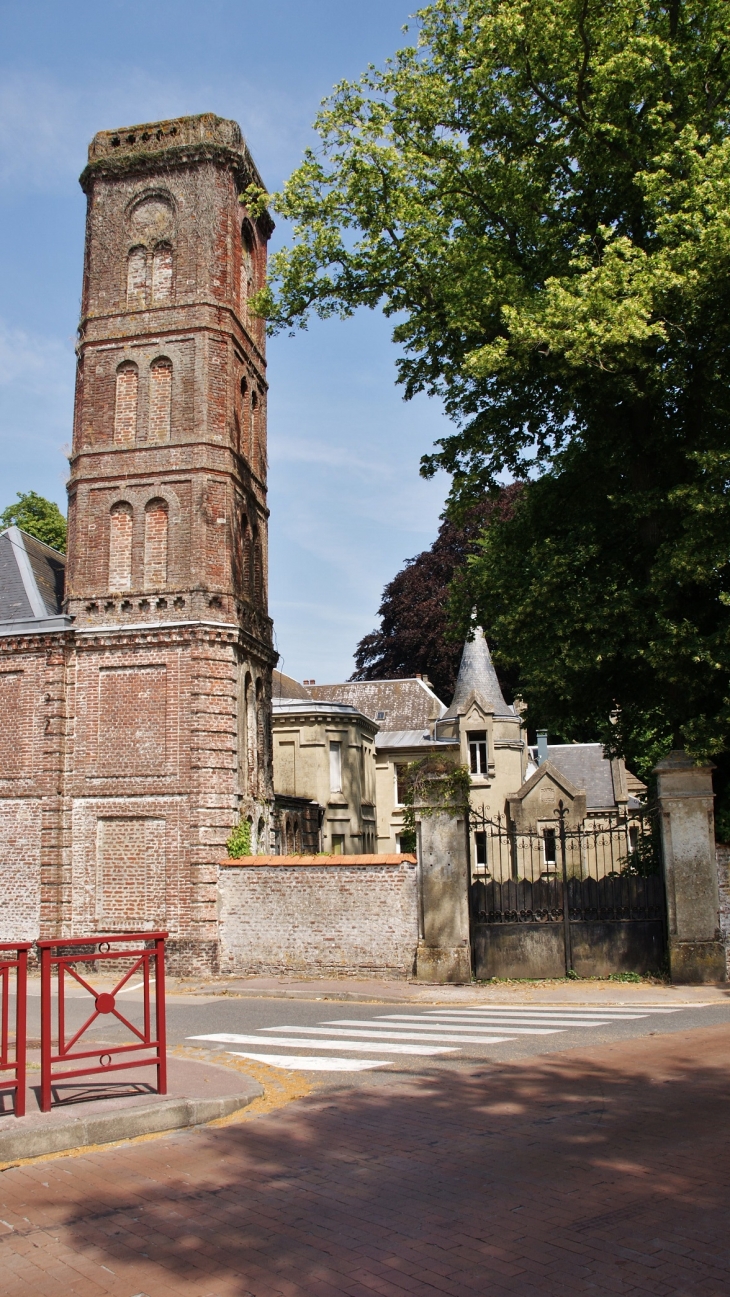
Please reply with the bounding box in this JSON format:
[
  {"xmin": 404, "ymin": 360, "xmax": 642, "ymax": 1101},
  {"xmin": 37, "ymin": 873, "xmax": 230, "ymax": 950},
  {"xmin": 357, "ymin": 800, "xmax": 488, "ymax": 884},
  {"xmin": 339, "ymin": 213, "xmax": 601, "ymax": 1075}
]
[{"xmin": 443, "ymin": 626, "xmax": 512, "ymax": 719}]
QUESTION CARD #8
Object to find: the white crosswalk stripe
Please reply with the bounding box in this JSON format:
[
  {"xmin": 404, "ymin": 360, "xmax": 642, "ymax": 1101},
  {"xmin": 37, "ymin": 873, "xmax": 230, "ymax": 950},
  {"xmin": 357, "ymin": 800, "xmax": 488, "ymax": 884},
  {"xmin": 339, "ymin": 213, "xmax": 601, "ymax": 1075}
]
[
  {"xmin": 380, "ymin": 1013, "xmax": 624, "ymax": 1028},
  {"xmin": 186, "ymin": 1002, "xmax": 693, "ymax": 1073},
  {"xmin": 421, "ymin": 1006, "xmax": 683, "ymax": 1016},
  {"xmin": 189, "ymin": 1032, "xmax": 457, "ymax": 1055},
  {"xmin": 262, "ymin": 1024, "xmax": 521, "ymax": 1043},
  {"xmin": 321, "ymin": 1020, "xmax": 558, "ymax": 1038}
]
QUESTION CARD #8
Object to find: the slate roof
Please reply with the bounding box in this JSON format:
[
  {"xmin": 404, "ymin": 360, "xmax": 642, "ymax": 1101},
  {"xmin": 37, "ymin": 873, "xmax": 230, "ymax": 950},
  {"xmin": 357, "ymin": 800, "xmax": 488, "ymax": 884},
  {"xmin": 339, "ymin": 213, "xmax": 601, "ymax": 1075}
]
[
  {"xmin": 546, "ymin": 744, "xmax": 623, "ymax": 809},
  {"xmin": 307, "ymin": 679, "xmax": 446, "ymax": 732},
  {"xmin": 443, "ymin": 627, "xmax": 514, "ymax": 719},
  {"xmin": 272, "ymin": 669, "xmax": 311, "ymax": 701},
  {"xmin": 375, "ymin": 729, "xmax": 457, "ymax": 752},
  {"xmin": 0, "ymin": 527, "xmax": 71, "ymax": 634}
]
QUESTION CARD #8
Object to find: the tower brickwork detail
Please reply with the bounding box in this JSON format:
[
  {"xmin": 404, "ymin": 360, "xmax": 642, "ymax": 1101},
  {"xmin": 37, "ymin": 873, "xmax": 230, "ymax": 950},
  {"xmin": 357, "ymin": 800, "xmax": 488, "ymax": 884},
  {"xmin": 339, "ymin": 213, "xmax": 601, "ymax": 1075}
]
[{"xmin": 0, "ymin": 115, "xmax": 277, "ymax": 973}]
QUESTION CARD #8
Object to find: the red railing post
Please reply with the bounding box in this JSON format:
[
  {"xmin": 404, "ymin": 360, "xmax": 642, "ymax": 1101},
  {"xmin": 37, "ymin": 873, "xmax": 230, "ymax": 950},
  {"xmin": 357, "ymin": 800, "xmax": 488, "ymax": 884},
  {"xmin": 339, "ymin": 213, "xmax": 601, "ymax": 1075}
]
[
  {"xmin": 37, "ymin": 932, "xmax": 168, "ymax": 1111},
  {"xmin": 15, "ymin": 947, "xmax": 27, "ymax": 1118},
  {"xmin": 40, "ymin": 941, "xmax": 52, "ymax": 1113},
  {"xmin": 0, "ymin": 943, "xmax": 32, "ymax": 1118},
  {"xmin": 155, "ymin": 935, "xmax": 167, "ymax": 1095}
]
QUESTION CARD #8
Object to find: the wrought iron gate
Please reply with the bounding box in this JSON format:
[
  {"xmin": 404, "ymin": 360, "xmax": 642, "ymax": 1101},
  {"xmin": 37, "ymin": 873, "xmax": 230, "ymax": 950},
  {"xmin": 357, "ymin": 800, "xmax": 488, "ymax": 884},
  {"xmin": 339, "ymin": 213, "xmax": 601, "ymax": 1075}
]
[{"xmin": 469, "ymin": 802, "xmax": 666, "ymax": 979}]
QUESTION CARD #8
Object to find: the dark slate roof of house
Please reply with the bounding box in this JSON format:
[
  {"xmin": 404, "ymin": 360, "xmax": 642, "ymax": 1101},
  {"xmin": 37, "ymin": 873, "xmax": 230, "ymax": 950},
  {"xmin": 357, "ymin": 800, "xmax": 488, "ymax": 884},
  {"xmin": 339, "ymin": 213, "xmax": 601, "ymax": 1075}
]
[
  {"xmin": 306, "ymin": 678, "xmax": 446, "ymax": 731},
  {"xmin": 443, "ymin": 626, "xmax": 513, "ymax": 719},
  {"xmin": 0, "ymin": 527, "xmax": 71, "ymax": 634},
  {"xmin": 375, "ymin": 728, "xmax": 458, "ymax": 752},
  {"xmin": 272, "ymin": 669, "xmax": 311, "ymax": 701},
  {"xmin": 546, "ymin": 744, "xmax": 617, "ymax": 809}
]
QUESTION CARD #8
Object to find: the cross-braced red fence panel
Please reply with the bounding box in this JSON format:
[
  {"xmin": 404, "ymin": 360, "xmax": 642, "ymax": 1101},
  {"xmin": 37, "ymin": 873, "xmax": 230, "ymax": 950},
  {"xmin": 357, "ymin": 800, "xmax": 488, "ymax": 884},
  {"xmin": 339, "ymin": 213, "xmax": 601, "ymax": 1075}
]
[
  {"xmin": 38, "ymin": 933, "xmax": 167, "ymax": 1113},
  {"xmin": 0, "ymin": 943, "xmax": 30, "ymax": 1117}
]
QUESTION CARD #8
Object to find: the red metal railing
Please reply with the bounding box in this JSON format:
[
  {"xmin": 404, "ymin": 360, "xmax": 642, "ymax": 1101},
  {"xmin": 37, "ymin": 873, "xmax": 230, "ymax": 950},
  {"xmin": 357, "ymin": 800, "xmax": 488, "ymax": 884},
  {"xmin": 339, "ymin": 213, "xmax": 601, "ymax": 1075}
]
[
  {"xmin": 0, "ymin": 943, "xmax": 30, "ymax": 1118},
  {"xmin": 38, "ymin": 932, "xmax": 167, "ymax": 1113}
]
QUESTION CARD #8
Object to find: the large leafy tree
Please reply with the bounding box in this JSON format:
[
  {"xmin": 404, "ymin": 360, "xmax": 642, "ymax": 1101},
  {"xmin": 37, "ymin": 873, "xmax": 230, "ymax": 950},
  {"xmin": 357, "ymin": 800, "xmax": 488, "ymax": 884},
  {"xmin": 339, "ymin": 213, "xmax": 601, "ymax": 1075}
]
[
  {"xmin": 352, "ymin": 491, "xmax": 518, "ymax": 701},
  {"xmin": 252, "ymin": 1, "xmax": 730, "ymax": 769},
  {"xmin": 0, "ymin": 491, "xmax": 66, "ymax": 552}
]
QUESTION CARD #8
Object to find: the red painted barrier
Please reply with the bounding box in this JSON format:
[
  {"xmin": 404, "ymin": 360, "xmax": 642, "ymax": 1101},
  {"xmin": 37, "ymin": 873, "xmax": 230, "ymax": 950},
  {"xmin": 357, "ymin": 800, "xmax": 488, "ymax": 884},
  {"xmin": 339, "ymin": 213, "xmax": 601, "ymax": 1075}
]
[
  {"xmin": 38, "ymin": 933, "xmax": 167, "ymax": 1113},
  {"xmin": 0, "ymin": 943, "xmax": 30, "ymax": 1118}
]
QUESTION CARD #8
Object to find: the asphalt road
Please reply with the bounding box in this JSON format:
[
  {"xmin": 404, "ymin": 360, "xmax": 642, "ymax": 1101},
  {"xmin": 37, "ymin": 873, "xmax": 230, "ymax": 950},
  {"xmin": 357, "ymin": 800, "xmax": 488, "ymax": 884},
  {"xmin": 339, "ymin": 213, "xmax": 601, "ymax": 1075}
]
[{"xmin": 20, "ymin": 985, "xmax": 730, "ymax": 1086}]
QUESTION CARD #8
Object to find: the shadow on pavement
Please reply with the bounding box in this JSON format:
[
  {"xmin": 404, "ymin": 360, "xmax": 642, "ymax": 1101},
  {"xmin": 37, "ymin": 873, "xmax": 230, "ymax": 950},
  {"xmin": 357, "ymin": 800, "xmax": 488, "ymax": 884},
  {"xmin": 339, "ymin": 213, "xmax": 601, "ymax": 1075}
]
[{"xmin": 8, "ymin": 1024, "xmax": 730, "ymax": 1295}]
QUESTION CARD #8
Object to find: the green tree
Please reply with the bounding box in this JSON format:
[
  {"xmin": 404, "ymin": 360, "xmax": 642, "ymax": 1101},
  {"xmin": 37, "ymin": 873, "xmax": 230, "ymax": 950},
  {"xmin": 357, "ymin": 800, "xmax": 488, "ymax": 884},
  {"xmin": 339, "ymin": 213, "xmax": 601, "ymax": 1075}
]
[
  {"xmin": 252, "ymin": 0, "xmax": 730, "ymax": 772},
  {"xmin": 0, "ymin": 491, "xmax": 67, "ymax": 552}
]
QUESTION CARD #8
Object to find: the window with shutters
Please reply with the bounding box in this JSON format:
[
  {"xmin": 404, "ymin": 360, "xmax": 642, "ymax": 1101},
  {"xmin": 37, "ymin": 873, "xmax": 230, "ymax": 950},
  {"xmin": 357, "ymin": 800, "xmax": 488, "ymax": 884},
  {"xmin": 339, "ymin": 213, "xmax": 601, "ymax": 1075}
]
[
  {"xmin": 329, "ymin": 741, "xmax": 342, "ymax": 794},
  {"xmin": 469, "ymin": 730, "xmax": 488, "ymax": 775}
]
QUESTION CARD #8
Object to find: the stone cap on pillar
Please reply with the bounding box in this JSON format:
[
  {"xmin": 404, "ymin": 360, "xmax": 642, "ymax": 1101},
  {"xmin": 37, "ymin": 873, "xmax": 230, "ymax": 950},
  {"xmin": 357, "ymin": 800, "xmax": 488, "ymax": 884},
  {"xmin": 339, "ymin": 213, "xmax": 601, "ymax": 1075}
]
[{"xmin": 654, "ymin": 750, "xmax": 715, "ymax": 800}]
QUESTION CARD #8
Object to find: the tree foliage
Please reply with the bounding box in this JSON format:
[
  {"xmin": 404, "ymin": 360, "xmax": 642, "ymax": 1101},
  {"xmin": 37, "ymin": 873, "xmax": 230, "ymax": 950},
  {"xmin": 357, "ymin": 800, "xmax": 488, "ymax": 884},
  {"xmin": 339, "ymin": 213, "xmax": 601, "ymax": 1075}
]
[
  {"xmin": 255, "ymin": 0, "xmax": 730, "ymax": 769},
  {"xmin": 351, "ymin": 490, "xmax": 518, "ymax": 701},
  {"xmin": 0, "ymin": 491, "xmax": 67, "ymax": 552}
]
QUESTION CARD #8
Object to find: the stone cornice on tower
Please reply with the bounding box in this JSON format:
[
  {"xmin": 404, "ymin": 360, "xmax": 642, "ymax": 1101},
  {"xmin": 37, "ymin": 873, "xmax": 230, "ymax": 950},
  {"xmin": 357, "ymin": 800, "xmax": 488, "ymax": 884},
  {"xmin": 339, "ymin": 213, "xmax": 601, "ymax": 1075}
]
[{"xmin": 79, "ymin": 113, "xmax": 275, "ymax": 238}]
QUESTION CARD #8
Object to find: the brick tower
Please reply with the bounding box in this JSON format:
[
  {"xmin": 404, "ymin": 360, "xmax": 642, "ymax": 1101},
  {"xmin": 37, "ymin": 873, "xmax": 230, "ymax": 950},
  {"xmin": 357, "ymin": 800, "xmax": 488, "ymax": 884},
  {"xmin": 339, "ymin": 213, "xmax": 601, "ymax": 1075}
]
[{"xmin": 56, "ymin": 114, "xmax": 275, "ymax": 970}]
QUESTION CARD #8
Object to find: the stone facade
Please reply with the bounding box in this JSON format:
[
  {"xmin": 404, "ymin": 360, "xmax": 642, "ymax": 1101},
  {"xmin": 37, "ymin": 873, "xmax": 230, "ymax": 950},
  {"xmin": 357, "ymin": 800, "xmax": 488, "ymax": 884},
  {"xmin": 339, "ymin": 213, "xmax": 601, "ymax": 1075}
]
[
  {"xmin": 218, "ymin": 855, "xmax": 418, "ymax": 978},
  {"xmin": 271, "ymin": 671, "xmax": 378, "ymax": 854},
  {"xmin": 0, "ymin": 115, "xmax": 276, "ymax": 973},
  {"xmin": 716, "ymin": 843, "xmax": 730, "ymax": 977}
]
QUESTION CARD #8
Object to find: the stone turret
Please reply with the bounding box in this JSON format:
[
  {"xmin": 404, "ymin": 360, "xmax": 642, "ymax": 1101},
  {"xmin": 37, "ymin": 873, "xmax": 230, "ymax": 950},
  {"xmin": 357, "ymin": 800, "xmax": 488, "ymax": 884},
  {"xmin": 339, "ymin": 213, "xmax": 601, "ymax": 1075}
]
[
  {"xmin": 444, "ymin": 626, "xmax": 513, "ymax": 720},
  {"xmin": 441, "ymin": 627, "xmax": 526, "ymax": 817}
]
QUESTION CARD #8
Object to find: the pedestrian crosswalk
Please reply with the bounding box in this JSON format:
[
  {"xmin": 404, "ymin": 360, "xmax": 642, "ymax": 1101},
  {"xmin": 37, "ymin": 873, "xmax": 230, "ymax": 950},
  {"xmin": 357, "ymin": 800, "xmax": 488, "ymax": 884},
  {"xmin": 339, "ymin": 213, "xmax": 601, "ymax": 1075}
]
[{"xmin": 189, "ymin": 1002, "xmax": 691, "ymax": 1072}]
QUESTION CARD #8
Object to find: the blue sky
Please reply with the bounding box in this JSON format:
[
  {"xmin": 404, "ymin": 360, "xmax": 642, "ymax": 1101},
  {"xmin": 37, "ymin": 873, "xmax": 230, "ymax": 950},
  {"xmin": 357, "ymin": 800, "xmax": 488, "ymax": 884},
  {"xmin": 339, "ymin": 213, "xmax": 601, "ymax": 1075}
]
[{"xmin": 0, "ymin": 0, "xmax": 451, "ymax": 683}]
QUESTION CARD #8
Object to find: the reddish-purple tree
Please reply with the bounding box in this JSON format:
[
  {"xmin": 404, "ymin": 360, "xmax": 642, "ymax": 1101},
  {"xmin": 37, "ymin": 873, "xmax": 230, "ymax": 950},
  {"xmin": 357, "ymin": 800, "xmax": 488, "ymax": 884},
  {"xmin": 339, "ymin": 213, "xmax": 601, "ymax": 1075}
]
[{"xmin": 351, "ymin": 489, "xmax": 519, "ymax": 703}]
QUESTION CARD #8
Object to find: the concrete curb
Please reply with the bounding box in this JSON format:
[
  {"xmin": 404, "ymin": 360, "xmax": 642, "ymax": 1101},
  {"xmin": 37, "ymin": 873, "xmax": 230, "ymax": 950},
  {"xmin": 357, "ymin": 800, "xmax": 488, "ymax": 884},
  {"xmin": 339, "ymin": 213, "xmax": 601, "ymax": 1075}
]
[{"xmin": 0, "ymin": 1082, "xmax": 263, "ymax": 1164}]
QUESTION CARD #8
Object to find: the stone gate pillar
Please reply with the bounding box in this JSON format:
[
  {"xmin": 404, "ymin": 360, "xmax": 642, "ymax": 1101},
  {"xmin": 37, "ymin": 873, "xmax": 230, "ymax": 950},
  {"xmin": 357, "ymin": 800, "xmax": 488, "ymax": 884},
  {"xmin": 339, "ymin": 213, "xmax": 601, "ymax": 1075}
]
[
  {"xmin": 415, "ymin": 810, "xmax": 471, "ymax": 984},
  {"xmin": 655, "ymin": 751, "xmax": 726, "ymax": 983}
]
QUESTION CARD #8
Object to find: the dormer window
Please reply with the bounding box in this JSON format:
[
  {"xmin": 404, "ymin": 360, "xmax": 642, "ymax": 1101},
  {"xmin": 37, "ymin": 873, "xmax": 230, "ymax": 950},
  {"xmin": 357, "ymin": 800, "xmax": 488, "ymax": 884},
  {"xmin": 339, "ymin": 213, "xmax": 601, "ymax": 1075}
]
[{"xmin": 469, "ymin": 730, "xmax": 488, "ymax": 775}]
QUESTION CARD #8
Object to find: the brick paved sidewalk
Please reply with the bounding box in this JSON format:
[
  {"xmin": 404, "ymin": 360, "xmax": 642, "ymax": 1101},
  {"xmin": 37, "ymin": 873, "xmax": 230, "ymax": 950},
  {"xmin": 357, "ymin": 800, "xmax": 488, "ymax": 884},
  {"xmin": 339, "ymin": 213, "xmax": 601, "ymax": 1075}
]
[{"xmin": 1, "ymin": 1025, "xmax": 729, "ymax": 1296}]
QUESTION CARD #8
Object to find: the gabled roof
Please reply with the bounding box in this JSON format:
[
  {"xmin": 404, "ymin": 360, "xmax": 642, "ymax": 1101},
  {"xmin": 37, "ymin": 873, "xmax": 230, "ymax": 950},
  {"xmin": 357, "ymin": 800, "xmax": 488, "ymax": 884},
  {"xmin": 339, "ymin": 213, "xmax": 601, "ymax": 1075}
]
[
  {"xmin": 0, "ymin": 527, "xmax": 71, "ymax": 634},
  {"xmin": 307, "ymin": 678, "xmax": 446, "ymax": 732},
  {"xmin": 443, "ymin": 627, "xmax": 513, "ymax": 720},
  {"xmin": 510, "ymin": 759, "xmax": 582, "ymax": 805},
  {"xmin": 546, "ymin": 744, "xmax": 619, "ymax": 810},
  {"xmin": 272, "ymin": 669, "xmax": 311, "ymax": 701}
]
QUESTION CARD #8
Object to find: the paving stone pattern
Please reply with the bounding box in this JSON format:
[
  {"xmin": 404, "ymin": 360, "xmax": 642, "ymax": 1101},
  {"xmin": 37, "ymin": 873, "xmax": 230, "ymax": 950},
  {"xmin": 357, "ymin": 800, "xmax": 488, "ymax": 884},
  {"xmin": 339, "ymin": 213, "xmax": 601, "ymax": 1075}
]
[{"xmin": 1, "ymin": 1025, "xmax": 729, "ymax": 1295}]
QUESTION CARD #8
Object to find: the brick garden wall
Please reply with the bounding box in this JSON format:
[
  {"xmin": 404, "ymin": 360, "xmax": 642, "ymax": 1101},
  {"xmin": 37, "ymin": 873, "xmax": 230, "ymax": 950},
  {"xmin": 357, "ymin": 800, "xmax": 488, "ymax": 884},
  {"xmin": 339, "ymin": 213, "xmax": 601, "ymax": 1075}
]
[{"xmin": 218, "ymin": 856, "xmax": 419, "ymax": 979}]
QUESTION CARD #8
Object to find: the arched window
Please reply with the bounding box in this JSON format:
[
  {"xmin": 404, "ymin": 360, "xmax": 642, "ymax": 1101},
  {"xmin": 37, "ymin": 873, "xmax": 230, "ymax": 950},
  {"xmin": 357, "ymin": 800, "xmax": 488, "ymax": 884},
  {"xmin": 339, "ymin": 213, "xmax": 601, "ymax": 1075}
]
[
  {"xmin": 245, "ymin": 525, "xmax": 254, "ymax": 601},
  {"xmin": 148, "ymin": 357, "xmax": 172, "ymax": 443},
  {"xmin": 126, "ymin": 247, "xmax": 147, "ymax": 309},
  {"xmin": 240, "ymin": 221, "xmax": 254, "ymax": 319},
  {"xmin": 109, "ymin": 502, "xmax": 133, "ymax": 591},
  {"xmin": 253, "ymin": 531, "xmax": 263, "ymax": 604},
  {"xmin": 250, "ymin": 388, "xmax": 258, "ymax": 467},
  {"xmin": 256, "ymin": 677, "xmax": 265, "ymax": 793},
  {"xmin": 245, "ymin": 672, "xmax": 256, "ymax": 795},
  {"xmin": 114, "ymin": 362, "xmax": 138, "ymax": 446},
  {"xmin": 144, "ymin": 498, "xmax": 168, "ymax": 589},
  {"xmin": 151, "ymin": 244, "xmax": 173, "ymax": 302},
  {"xmin": 237, "ymin": 512, "xmax": 249, "ymax": 595}
]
